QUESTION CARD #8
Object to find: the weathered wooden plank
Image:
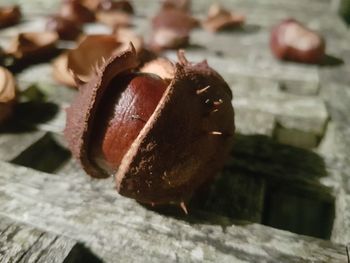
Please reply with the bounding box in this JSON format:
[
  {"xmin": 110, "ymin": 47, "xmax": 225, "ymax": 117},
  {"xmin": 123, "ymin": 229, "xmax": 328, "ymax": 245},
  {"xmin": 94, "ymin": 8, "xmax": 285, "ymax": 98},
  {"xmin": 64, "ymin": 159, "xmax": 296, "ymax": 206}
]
[
  {"xmin": 0, "ymin": 0, "xmax": 348, "ymax": 261},
  {"xmin": 0, "ymin": 216, "xmax": 82, "ymax": 263},
  {"xmin": 0, "ymin": 161, "xmax": 346, "ymax": 262},
  {"xmin": 0, "ymin": 131, "xmax": 46, "ymax": 162}
]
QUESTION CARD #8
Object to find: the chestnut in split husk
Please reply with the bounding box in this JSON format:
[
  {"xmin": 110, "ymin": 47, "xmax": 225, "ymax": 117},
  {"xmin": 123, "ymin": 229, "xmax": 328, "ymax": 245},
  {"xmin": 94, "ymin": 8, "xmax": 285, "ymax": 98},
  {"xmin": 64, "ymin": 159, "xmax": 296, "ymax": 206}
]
[
  {"xmin": 0, "ymin": 67, "xmax": 16, "ymax": 124},
  {"xmin": 270, "ymin": 19, "xmax": 326, "ymax": 64},
  {"xmin": 46, "ymin": 15, "xmax": 82, "ymax": 40},
  {"xmin": 64, "ymin": 44, "xmax": 235, "ymax": 207},
  {"xmin": 0, "ymin": 5, "xmax": 21, "ymax": 28}
]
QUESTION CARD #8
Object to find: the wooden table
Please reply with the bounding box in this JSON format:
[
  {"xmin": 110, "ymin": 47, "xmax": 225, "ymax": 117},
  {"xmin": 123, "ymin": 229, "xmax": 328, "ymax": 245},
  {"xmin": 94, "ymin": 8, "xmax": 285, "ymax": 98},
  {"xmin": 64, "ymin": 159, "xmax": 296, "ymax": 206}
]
[{"xmin": 0, "ymin": 0, "xmax": 349, "ymax": 262}]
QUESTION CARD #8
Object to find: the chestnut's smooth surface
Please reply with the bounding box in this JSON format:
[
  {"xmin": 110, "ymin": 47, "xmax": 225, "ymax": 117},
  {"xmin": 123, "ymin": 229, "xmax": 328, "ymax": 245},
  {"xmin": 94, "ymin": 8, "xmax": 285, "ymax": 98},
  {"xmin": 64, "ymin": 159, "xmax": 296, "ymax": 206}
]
[
  {"xmin": 270, "ymin": 19, "xmax": 326, "ymax": 64},
  {"xmin": 92, "ymin": 73, "xmax": 167, "ymax": 172},
  {"xmin": 46, "ymin": 16, "xmax": 82, "ymax": 40},
  {"xmin": 65, "ymin": 45, "xmax": 235, "ymax": 205},
  {"xmin": 0, "ymin": 5, "xmax": 21, "ymax": 28},
  {"xmin": 0, "ymin": 67, "xmax": 16, "ymax": 124}
]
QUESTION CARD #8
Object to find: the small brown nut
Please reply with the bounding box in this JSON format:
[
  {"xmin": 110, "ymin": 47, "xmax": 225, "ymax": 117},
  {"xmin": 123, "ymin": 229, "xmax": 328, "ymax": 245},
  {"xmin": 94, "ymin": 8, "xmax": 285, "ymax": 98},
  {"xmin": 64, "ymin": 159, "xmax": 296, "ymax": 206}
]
[
  {"xmin": 202, "ymin": 3, "xmax": 245, "ymax": 32},
  {"xmin": 6, "ymin": 32, "xmax": 58, "ymax": 61},
  {"xmin": 270, "ymin": 19, "xmax": 326, "ymax": 64},
  {"xmin": 0, "ymin": 67, "xmax": 16, "ymax": 124},
  {"xmin": 46, "ymin": 15, "xmax": 82, "ymax": 40},
  {"xmin": 64, "ymin": 44, "xmax": 235, "ymax": 206},
  {"xmin": 0, "ymin": 5, "xmax": 21, "ymax": 28},
  {"xmin": 60, "ymin": 1, "xmax": 95, "ymax": 24}
]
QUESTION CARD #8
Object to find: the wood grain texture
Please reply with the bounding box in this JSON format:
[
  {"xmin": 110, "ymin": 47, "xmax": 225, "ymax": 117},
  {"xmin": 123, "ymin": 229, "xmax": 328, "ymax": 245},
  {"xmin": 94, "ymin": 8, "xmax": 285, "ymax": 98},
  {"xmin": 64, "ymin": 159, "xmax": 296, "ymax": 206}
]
[
  {"xmin": 0, "ymin": 216, "xmax": 81, "ymax": 263},
  {"xmin": 0, "ymin": 0, "xmax": 348, "ymax": 261},
  {"xmin": 0, "ymin": 162, "xmax": 347, "ymax": 262}
]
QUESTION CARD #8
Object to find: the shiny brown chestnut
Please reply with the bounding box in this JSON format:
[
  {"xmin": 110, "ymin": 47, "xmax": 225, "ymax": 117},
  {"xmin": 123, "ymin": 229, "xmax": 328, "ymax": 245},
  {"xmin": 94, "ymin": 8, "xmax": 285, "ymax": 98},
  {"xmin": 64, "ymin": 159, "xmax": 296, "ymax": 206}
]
[
  {"xmin": 0, "ymin": 5, "xmax": 21, "ymax": 28},
  {"xmin": 64, "ymin": 45, "xmax": 235, "ymax": 207},
  {"xmin": 46, "ymin": 15, "xmax": 82, "ymax": 40},
  {"xmin": 270, "ymin": 19, "xmax": 325, "ymax": 64}
]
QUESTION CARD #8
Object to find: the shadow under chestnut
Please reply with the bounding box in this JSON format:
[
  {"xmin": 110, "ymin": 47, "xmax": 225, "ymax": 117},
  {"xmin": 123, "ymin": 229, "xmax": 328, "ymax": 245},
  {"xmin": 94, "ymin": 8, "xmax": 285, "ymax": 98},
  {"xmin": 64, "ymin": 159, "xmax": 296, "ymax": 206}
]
[{"xmin": 151, "ymin": 134, "xmax": 334, "ymax": 240}]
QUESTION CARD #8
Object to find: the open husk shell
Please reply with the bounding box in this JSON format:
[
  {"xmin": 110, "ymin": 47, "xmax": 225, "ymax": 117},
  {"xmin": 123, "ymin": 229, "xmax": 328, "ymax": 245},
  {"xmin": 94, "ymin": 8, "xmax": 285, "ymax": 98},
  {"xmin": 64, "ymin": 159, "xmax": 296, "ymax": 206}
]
[
  {"xmin": 65, "ymin": 44, "xmax": 235, "ymax": 205},
  {"xmin": 46, "ymin": 15, "xmax": 82, "ymax": 40},
  {"xmin": 60, "ymin": 1, "xmax": 95, "ymax": 24},
  {"xmin": 52, "ymin": 53, "xmax": 76, "ymax": 87},
  {"xmin": 68, "ymin": 32, "xmax": 142, "ymax": 83},
  {"xmin": 203, "ymin": 3, "xmax": 245, "ymax": 32},
  {"xmin": 6, "ymin": 32, "xmax": 58, "ymax": 60},
  {"xmin": 150, "ymin": 8, "xmax": 198, "ymax": 50},
  {"xmin": 52, "ymin": 30, "xmax": 143, "ymax": 88}
]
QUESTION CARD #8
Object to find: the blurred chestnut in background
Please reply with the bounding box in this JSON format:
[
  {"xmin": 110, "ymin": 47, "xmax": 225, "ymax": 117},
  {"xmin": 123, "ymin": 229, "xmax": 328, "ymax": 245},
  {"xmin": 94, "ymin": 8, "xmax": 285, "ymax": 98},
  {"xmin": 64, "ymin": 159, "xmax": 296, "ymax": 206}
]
[
  {"xmin": 0, "ymin": 5, "xmax": 21, "ymax": 28},
  {"xmin": 60, "ymin": 0, "xmax": 95, "ymax": 24},
  {"xmin": 98, "ymin": 0, "xmax": 134, "ymax": 14},
  {"xmin": 270, "ymin": 19, "xmax": 325, "ymax": 64},
  {"xmin": 150, "ymin": 8, "xmax": 198, "ymax": 51},
  {"xmin": 46, "ymin": 15, "xmax": 82, "ymax": 40},
  {"xmin": 203, "ymin": 3, "xmax": 245, "ymax": 32},
  {"xmin": 161, "ymin": 0, "xmax": 191, "ymax": 12},
  {"xmin": 6, "ymin": 32, "xmax": 58, "ymax": 61},
  {"xmin": 0, "ymin": 67, "xmax": 16, "ymax": 124}
]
